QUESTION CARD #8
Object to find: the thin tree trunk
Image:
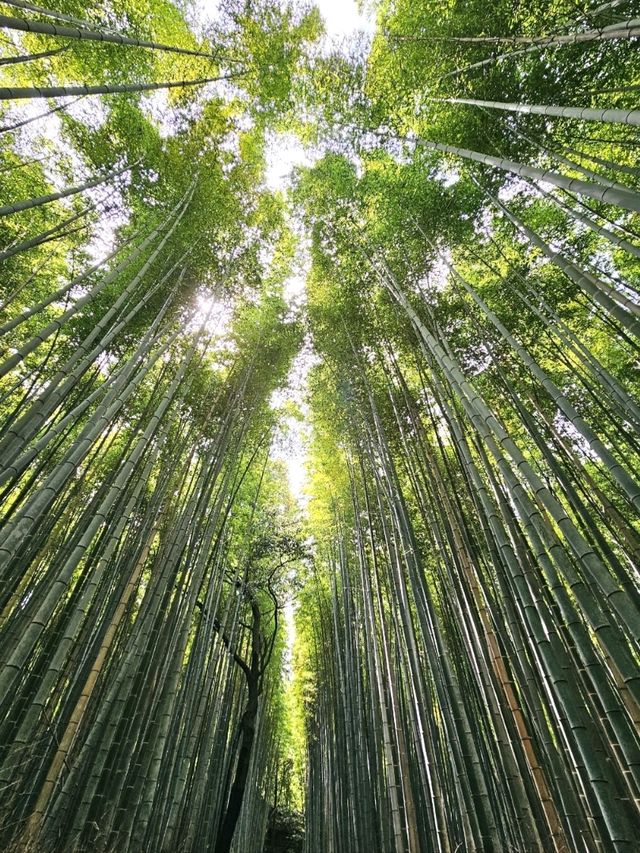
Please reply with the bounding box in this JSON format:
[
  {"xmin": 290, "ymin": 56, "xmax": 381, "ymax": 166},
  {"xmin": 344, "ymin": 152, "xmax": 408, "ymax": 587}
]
[
  {"xmin": 0, "ymin": 12, "xmax": 223, "ymax": 60},
  {"xmin": 433, "ymin": 96, "xmax": 640, "ymax": 128},
  {"xmin": 0, "ymin": 72, "xmax": 245, "ymax": 101}
]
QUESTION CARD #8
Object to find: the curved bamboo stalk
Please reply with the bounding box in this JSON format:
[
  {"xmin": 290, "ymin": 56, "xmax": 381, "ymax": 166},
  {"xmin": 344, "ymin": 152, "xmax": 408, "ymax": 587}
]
[
  {"xmin": 412, "ymin": 137, "xmax": 640, "ymax": 213},
  {"xmin": 0, "ymin": 71, "xmax": 245, "ymax": 101},
  {"xmin": 0, "ymin": 95, "xmax": 84, "ymax": 133},
  {"xmin": 0, "ymin": 183, "xmax": 190, "ymax": 385},
  {"xmin": 482, "ymin": 185, "xmax": 640, "ymax": 338},
  {"xmin": 431, "ymin": 243, "xmax": 640, "ymax": 506},
  {"xmin": 392, "ymin": 16, "xmax": 639, "ymax": 47},
  {"xmin": 0, "ymin": 0, "xmax": 121, "ymax": 32},
  {"xmin": 0, "ymin": 189, "xmax": 115, "ymax": 265},
  {"xmin": 0, "ymin": 159, "xmax": 134, "ymax": 218},
  {"xmin": 0, "ymin": 45, "xmax": 67, "ymax": 66},
  {"xmin": 432, "ymin": 96, "xmax": 640, "ymax": 128},
  {"xmin": 0, "ymin": 12, "xmax": 224, "ymax": 61}
]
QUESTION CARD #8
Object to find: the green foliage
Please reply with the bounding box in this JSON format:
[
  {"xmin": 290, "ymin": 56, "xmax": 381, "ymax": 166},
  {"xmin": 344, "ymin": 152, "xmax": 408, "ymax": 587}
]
[
  {"xmin": 1, "ymin": 2, "xmax": 640, "ymax": 852},
  {"xmin": 263, "ymin": 806, "xmax": 304, "ymax": 853}
]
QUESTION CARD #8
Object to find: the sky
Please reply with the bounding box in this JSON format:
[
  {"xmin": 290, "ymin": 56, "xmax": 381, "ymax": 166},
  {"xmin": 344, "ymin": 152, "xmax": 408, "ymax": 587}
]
[
  {"xmin": 315, "ymin": 0, "xmax": 374, "ymax": 38},
  {"xmin": 190, "ymin": 0, "xmax": 374, "ymax": 41},
  {"xmin": 263, "ymin": 4, "xmax": 375, "ymax": 508}
]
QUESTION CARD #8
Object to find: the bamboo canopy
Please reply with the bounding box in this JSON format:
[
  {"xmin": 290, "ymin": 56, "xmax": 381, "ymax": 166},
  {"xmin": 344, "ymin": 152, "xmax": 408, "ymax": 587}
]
[{"xmin": 0, "ymin": 0, "xmax": 639, "ymax": 851}]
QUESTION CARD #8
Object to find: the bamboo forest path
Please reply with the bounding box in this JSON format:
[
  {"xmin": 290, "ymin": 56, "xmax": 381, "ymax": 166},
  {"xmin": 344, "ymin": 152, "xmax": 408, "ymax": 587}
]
[{"xmin": 0, "ymin": 1, "xmax": 640, "ymax": 852}]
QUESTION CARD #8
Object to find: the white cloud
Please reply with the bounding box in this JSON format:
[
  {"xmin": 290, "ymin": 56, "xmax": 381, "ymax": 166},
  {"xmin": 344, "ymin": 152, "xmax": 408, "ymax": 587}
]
[{"xmin": 315, "ymin": 0, "xmax": 375, "ymax": 38}]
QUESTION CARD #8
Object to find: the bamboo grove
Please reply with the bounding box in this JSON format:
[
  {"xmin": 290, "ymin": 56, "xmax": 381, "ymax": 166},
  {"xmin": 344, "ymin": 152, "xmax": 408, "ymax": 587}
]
[{"xmin": 0, "ymin": 0, "xmax": 639, "ymax": 852}]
